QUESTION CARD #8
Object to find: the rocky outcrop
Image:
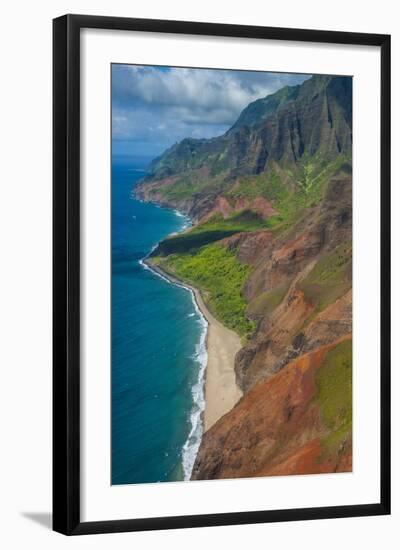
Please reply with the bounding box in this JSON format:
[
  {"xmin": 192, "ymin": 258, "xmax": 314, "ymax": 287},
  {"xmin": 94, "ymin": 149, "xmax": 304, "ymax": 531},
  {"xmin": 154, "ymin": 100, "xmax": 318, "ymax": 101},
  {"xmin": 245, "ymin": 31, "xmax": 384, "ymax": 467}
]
[
  {"xmin": 221, "ymin": 230, "xmax": 274, "ymax": 264},
  {"xmin": 136, "ymin": 73, "xmax": 353, "ymax": 480},
  {"xmin": 233, "ymin": 171, "xmax": 352, "ymax": 392},
  {"xmin": 191, "ymin": 338, "xmax": 352, "ymax": 480},
  {"xmin": 136, "ymin": 75, "xmax": 352, "ymax": 221},
  {"xmin": 199, "ymin": 196, "xmax": 276, "ymax": 223}
]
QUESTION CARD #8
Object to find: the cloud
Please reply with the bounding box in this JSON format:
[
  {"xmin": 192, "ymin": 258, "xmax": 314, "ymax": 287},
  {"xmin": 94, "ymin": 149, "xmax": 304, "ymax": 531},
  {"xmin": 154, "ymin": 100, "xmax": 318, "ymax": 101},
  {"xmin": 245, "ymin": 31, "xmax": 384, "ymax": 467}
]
[{"xmin": 112, "ymin": 64, "xmax": 309, "ymax": 157}]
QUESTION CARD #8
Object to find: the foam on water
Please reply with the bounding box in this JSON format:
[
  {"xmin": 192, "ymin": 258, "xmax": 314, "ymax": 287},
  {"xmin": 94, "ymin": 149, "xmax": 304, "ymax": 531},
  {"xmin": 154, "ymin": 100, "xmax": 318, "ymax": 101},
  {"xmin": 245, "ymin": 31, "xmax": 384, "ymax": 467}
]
[
  {"xmin": 113, "ymin": 163, "xmax": 203, "ymax": 485},
  {"xmin": 181, "ymin": 296, "xmax": 208, "ymax": 480},
  {"xmin": 139, "ymin": 217, "xmax": 208, "ymax": 481}
]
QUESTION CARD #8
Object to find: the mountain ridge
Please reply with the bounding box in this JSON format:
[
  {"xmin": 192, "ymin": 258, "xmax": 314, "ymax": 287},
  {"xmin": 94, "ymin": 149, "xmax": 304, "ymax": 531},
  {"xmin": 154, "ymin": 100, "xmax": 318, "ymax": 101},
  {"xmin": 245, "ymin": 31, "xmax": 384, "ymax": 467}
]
[
  {"xmin": 136, "ymin": 74, "xmax": 352, "ymax": 222},
  {"xmin": 136, "ymin": 73, "xmax": 353, "ymax": 480}
]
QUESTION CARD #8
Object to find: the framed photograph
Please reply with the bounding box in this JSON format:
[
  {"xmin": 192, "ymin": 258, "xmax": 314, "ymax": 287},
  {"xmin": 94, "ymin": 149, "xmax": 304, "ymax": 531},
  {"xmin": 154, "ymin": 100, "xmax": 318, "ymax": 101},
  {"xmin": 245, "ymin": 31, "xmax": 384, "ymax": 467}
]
[{"xmin": 53, "ymin": 14, "xmax": 391, "ymax": 535}]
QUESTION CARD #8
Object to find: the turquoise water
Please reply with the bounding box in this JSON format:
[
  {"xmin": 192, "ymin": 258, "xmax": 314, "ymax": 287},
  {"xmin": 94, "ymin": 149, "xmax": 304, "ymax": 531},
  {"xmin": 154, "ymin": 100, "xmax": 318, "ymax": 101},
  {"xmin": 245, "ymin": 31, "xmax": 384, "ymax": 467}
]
[{"xmin": 111, "ymin": 156, "xmax": 206, "ymax": 485}]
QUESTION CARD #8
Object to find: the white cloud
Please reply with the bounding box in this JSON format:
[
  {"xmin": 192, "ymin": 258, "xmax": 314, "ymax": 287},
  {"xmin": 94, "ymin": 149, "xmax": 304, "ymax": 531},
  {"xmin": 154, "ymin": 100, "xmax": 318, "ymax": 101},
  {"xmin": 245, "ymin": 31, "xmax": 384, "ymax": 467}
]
[{"xmin": 112, "ymin": 65, "xmax": 309, "ymax": 156}]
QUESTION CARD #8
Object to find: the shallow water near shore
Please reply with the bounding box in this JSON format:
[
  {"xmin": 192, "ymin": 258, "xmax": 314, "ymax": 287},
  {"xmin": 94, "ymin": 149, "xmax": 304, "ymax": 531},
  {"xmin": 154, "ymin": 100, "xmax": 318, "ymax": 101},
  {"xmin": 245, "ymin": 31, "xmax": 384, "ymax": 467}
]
[{"xmin": 112, "ymin": 156, "xmax": 206, "ymax": 485}]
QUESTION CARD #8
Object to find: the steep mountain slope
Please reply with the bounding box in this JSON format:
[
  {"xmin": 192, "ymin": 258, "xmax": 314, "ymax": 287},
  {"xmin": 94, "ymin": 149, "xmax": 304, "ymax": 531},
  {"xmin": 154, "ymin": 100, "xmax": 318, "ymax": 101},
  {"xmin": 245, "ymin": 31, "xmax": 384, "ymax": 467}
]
[
  {"xmin": 228, "ymin": 83, "xmax": 301, "ymax": 131},
  {"xmin": 137, "ymin": 73, "xmax": 352, "ymax": 479},
  {"xmin": 192, "ymin": 338, "xmax": 352, "ymax": 480},
  {"xmin": 136, "ymin": 74, "xmax": 352, "ymax": 221}
]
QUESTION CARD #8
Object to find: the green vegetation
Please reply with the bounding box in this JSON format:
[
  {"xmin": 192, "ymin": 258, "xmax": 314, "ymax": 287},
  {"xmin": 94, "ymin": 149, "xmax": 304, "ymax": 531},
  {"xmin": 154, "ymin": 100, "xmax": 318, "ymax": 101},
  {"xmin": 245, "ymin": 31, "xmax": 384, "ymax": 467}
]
[
  {"xmin": 194, "ymin": 210, "xmax": 266, "ymax": 233},
  {"xmin": 162, "ymin": 178, "xmax": 204, "ymax": 201},
  {"xmin": 266, "ymin": 156, "xmax": 350, "ymax": 233},
  {"xmin": 155, "ymin": 210, "xmax": 266, "ymax": 255},
  {"xmin": 298, "ymin": 242, "xmax": 352, "ymax": 312},
  {"xmin": 155, "ymin": 229, "xmax": 239, "ymax": 255},
  {"xmin": 295, "ymin": 152, "xmax": 335, "ymax": 196},
  {"xmin": 247, "ymin": 282, "xmax": 290, "ymax": 318},
  {"xmin": 146, "ymin": 138, "xmax": 231, "ymax": 200},
  {"xmin": 232, "ymin": 83, "xmax": 300, "ymax": 129},
  {"xmin": 315, "ymin": 339, "xmax": 352, "ymax": 455},
  {"xmin": 226, "ymin": 170, "xmax": 287, "ymax": 202},
  {"xmin": 225, "ymin": 154, "xmax": 351, "ymax": 238},
  {"xmin": 159, "ymin": 168, "xmax": 225, "ymax": 201},
  {"xmin": 154, "ymin": 244, "xmax": 255, "ymax": 338},
  {"xmin": 158, "ymin": 157, "xmax": 339, "ymax": 253},
  {"xmin": 209, "ymin": 148, "xmax": 230, "ymax": 176},
  {"xmin": 150, "ymin": 155, "xmax": 351, "ymax": 338},
  {"xmin": 148, "ymin": 138, "xmax": 210, "ymax": 179},
  {"xmin": 298, "ymin": 161, "xmax": 314, "ymax": 194}
]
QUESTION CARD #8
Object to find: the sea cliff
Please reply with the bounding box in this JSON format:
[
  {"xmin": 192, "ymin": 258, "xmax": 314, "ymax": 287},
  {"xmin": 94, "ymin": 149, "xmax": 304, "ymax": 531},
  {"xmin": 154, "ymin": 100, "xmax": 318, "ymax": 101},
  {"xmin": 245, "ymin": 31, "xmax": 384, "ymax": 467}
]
[{"xmin": 136, "ymin": 74, "xmax": 353, "ymax": 479}]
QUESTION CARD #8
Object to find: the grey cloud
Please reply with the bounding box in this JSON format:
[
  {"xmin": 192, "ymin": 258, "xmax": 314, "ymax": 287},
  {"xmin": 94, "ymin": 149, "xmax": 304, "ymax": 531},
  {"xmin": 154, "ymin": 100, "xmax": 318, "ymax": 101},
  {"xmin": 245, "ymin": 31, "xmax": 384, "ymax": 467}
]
[{"xmin": 112, "ymin": 64, "xmax": 309, "ymax": 157}]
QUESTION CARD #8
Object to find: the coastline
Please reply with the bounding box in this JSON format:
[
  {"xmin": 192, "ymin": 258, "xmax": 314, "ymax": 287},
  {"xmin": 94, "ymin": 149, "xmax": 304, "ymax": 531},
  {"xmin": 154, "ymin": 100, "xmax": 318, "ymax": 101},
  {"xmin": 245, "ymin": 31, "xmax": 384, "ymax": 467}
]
[{"xmin": 143, "ymin": 260, "xmax": 243, "ymax": 432}]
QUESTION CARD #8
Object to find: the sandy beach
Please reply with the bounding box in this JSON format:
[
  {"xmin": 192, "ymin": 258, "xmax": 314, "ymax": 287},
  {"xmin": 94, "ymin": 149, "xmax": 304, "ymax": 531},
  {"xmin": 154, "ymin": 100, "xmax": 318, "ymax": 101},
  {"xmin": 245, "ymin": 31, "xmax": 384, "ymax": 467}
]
[
  {"xmin": 193, "ymin": 288, "xmax": 243, "ymax": 430},
  {"xmin": 145, "ymin": 261, "xmax": 243, "ymax": 431}
]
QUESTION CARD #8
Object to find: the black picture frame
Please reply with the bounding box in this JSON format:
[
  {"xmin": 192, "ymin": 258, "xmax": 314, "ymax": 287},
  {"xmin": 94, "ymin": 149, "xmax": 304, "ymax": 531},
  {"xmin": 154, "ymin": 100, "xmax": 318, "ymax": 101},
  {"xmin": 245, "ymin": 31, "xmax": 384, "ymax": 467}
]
[{"xmin": 53, "ymin": 14, "xmax": 391, "ymax": 535}]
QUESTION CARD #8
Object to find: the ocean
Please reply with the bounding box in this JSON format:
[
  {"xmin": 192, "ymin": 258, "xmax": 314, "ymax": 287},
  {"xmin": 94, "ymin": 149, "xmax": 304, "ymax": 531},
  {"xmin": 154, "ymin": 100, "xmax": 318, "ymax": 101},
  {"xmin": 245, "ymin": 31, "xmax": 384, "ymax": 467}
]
[{"xmin": 111, "ymin": 156, "xmax": 207, "ymax": 485}]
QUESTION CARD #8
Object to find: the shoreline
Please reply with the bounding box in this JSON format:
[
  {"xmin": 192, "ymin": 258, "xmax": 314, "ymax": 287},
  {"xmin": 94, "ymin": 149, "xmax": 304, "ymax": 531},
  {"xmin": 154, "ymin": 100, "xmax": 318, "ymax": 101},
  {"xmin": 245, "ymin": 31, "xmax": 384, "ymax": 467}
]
[{"xmin": 143, "ymin": 259, "xmax": 243, "ymax": 432}]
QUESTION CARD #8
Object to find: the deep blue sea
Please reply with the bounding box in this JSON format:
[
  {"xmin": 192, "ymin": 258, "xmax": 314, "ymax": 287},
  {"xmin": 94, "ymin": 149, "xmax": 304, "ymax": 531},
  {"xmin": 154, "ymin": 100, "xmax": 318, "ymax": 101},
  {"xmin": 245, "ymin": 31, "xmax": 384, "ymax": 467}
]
[{"xmin": 111, "ymin": 156, "xmax": 206, "ymax": 485}]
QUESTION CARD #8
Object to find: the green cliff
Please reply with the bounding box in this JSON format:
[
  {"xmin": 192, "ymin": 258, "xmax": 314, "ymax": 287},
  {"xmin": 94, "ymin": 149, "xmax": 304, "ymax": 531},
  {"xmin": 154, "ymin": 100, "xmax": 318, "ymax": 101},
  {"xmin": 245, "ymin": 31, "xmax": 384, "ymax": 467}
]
[{"xmin": 138, "ymin": 73, "xmax": 353, "ymax": 479}]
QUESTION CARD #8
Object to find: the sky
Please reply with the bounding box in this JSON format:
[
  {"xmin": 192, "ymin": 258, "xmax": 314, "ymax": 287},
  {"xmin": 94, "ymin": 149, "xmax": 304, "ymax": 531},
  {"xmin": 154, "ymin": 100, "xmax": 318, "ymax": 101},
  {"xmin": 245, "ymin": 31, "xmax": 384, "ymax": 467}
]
[{"xmin": 112, "ymin": 64, "xmax": 310, "ymax": 160}]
